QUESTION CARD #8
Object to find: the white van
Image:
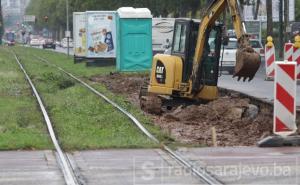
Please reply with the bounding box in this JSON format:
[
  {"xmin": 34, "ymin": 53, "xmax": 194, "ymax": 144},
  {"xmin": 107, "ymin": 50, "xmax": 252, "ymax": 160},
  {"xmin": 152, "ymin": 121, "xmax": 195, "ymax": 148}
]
[{"xmin": 219, "ymin": 38, "xmax": 264, "ymax": 74}]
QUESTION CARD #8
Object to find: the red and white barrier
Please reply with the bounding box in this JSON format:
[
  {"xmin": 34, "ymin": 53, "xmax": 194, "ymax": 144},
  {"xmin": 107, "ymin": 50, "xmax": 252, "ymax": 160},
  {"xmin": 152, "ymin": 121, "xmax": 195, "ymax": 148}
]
[
  {"xmin": 292, "ymin": 46, "xmax": 300, "ymax": 79},
  {"xmin": 284, "ymin": 43, "xmax": 294, "ymax": 61},
  {"xmin": 265, "ymin": 44, "xmax": 275, "ymax": 78},
  {"xmin": 274, "ymin": 61, "xmax": 297, "ymax": 136}
]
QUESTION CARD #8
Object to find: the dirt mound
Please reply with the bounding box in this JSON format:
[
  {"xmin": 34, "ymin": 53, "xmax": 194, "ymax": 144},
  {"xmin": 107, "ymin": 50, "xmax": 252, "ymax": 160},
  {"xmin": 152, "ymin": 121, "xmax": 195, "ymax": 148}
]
[
  {"xmin": 90, "ymin": 72, "xmax": 147, "ymax": 95},
  {"xmin": 90, "ymin": 73, "xmax": 274, "ymax": 146},
  {"xmin": 159, "ymin": 96, "xmax": 273, "ymax": 146},
  {"xmin": 90, "ymin": 73, "xmax": 148, "ymax": 106}
]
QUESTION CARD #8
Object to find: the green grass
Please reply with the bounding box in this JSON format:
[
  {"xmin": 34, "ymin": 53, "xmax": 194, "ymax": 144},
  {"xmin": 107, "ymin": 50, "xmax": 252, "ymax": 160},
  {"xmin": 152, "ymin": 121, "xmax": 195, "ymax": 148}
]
[
  {"xmin": 0, "ymin": 47, "xmax": 51, "ymax": 150},
  {"xmin": 12, "ymin": 46, "xmax": 171, "ymax": 150}
]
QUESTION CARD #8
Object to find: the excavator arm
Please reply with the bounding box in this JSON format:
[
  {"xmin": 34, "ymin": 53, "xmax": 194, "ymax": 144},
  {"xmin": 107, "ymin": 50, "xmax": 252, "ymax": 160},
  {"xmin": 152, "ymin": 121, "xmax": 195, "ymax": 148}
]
[{"xmin": 190, "ymin": 0, "xmax": 261, "ymax": 94}]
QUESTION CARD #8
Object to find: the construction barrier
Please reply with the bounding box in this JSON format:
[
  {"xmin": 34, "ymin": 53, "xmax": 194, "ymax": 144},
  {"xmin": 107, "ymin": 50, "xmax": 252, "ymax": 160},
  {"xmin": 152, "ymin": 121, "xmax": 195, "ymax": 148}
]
[
  {"xmin": 274, "ymin": 61, "xmax": 297, "ymax": 136},
  {"xmin": 265, "ymin": 36, "xmax": 275, "ymax": 79},
  {"xmin": 293, "ymin": 35, "xmax": 300, "ymax": 79},
  {"xmin": 284, "ymin": 42, "xmax": 294, "ymax": 61}
]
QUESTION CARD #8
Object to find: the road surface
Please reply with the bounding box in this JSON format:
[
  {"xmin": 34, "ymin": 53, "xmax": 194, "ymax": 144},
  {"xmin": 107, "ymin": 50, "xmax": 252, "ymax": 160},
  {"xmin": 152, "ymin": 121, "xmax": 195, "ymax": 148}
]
[
  {"xmin": 1, "ymin": 148, "xmax": 299, "ymax": 185},
  {"xmin": 219, "ymin": 62, "xmax": 300, "ymax": 106},
  {"xmin": 177, "ymin": 147, "xmax": 300, "ymax": 185}
]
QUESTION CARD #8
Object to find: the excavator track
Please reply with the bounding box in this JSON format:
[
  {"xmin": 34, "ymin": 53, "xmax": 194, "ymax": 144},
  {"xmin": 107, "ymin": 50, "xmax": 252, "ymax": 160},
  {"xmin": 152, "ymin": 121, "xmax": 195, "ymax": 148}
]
[{"xmin": 139, "ymin": 84, "xmax": 203, "ymax": 114}]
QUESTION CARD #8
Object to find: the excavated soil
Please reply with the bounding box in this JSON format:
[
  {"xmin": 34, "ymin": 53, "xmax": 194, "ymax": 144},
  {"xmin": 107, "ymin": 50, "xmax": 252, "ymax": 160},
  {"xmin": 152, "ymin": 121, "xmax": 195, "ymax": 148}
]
[{"xmin": 90, "ymin": 73, "xmax": 275, "ymax": 146}]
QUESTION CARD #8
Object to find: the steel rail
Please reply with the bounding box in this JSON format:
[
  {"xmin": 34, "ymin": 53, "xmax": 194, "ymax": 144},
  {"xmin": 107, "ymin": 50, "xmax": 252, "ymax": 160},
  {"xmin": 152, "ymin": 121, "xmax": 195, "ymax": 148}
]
[
  {"xmin": 35, "ymin": 55, "xmax": 223, "ymax": 185},
  {"xmin": 11, "ymin": 51, "xmax": 79, "ymax": 185}
]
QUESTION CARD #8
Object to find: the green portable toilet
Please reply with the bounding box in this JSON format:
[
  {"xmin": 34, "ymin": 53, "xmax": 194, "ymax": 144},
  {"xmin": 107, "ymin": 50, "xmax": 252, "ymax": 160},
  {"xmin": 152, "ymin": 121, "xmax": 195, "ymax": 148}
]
[{"xmin": 117, "ymin": 7, "xmax": 153, "ymax": 71}]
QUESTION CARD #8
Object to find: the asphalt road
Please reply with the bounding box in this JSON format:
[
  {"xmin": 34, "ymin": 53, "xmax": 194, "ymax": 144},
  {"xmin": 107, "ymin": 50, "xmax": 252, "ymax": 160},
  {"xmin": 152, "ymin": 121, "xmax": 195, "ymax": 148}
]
[
  {"xmin": 1, "ymin": 148, "xmax": 299, "ymax": 185},
  {"xmin": 0, "ymin": 150, "xmax": 204, "ymax": 185},
  {"xmin": 67, "ymin": 149, "xmax": 204, "ymax": 185},
  {"xmin": 28, "ymin": 45, "xmax": 74, "ymax": 55},
  {"xmin": 219, "ymin": 61, "xmax": 300, "ymax": 106},
  {"xmin": 54, "ymin": 46, "xmax": 74, "ymax": 55},
  {"xmin": 0, "ymin": 151, "xmax": 65, "ymax": 185},
  {"xmin": 177, "ymin": 147, "xmax": 300, "ymax": 185}
]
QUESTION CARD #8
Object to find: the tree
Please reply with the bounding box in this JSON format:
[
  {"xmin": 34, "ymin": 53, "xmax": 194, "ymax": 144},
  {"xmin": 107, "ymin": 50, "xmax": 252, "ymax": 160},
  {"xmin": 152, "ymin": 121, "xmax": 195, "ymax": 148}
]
[
  {"xmin": 284, "ymin": 0, "xmax": 289, "ymax": 42},
  {"xmin": 253, "ymin": 0, "xmax": 260, "ymax": 20},
  {"xmin": 266, "ymin": 0, "xmax": 273, "ymax": 36},
  {"xmin": 0, "ymin": 0, "xmax": 4, "ymax": 44},
  {"xmin": 296, "ymin": 0, "xmax": 300, "ymax": 21},
  {"xmin": 25, "ymin": 0, "xmax": 212, "ymax": 39}
]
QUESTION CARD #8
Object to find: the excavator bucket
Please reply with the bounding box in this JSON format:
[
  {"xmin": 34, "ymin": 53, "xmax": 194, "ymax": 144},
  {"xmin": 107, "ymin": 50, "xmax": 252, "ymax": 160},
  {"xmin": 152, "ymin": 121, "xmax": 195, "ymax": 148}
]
[{"xmin": 233, "ymin": 35, "xmax": 261, "ymax": 82}]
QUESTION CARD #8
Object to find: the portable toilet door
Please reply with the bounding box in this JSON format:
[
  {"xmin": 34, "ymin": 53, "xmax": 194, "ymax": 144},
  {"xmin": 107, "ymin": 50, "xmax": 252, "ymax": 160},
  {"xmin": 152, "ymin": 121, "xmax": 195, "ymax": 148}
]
[{"xmin": 117, "ymin": 7, "xmax": 153, "ymax": 71}]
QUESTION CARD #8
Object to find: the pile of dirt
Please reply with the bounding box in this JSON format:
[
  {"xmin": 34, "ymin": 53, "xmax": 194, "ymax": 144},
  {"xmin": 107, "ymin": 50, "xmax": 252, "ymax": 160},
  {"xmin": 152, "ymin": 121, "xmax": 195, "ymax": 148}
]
[
  {"xmin": 154, "ymin": 96, "xmax": 273, "ymax": 146},
  {"xmin": 90, "ymin": 73, "xmax": 273, "ymax": 146},
  {"xmin": 90, "ymin": 73, "xmax": 148, "ymax": 106}
]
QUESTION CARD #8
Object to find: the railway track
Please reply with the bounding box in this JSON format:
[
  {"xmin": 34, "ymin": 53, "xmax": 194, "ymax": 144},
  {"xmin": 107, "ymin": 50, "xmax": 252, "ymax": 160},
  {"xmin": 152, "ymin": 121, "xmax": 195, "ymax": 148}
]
[
  {"xmin": 10, "ymin": 49, "xmax": 82, "ymax": 185},
  {"xmin": 10, "ymin": 48, "xmax": 223, "ymax": 185}
]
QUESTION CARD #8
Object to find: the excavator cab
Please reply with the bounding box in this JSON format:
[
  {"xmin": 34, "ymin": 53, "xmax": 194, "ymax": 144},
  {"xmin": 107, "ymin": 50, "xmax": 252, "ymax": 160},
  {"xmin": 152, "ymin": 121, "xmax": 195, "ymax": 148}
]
[{"xmin": 171, "ymin": 19, "xmax": 223, "ymax": 86}]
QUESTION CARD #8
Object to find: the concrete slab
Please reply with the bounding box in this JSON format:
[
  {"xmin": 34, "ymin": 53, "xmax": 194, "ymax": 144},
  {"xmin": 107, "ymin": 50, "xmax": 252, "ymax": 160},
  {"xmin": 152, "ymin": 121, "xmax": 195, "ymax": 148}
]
[
  {"xmin": 177, "ymin": 147, "xmax": 300, "ymax": 185},
  {"xmin": 67, "ymin": 149, "xmax": 205, "ymax": 185},
  {"xmin": 258, "ymin": 136, "xmax": 300, "ymax": 147},
  {"xmin": 0, "ymin": 150, "xmax": 65, "ymax": 185}
]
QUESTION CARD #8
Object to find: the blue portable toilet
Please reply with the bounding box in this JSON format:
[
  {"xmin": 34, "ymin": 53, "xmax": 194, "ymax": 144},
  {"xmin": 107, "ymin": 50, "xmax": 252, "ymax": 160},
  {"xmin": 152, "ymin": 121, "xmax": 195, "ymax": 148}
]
[{"xmin": 117, "ymin": 7, "xmax": 153, "ymax": 71}]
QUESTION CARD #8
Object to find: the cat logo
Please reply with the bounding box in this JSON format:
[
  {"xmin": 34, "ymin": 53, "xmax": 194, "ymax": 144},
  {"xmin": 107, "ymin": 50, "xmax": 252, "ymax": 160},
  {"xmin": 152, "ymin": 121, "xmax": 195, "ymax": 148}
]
[
  {"xmin": 155, "ymin": 61, "xmax": 166, "ymax": 84},
  {"xmin": 156, "ymin": 66, "xmax": 165, "ymax": 74}
]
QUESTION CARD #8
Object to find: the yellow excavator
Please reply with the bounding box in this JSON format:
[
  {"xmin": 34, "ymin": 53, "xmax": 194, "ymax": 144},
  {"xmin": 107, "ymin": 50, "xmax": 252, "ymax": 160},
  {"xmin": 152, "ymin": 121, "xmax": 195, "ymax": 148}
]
[{"xmin": 140, "ymin": 0, "xmax": 261, "ymax": 112}]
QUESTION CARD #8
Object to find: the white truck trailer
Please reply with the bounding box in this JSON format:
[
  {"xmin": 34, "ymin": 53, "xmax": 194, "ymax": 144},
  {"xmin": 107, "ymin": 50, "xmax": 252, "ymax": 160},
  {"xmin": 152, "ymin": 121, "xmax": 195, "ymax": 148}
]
[{"xmin": 152, "ymin": 18, "xmax": 175, "ymax": 55}]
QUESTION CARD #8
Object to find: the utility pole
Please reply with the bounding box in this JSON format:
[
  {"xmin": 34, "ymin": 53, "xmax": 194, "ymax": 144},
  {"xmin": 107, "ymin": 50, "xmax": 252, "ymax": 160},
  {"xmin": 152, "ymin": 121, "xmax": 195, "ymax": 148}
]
[
  {"xmin": 284, "ymin": 0, "xmax": 289, "ymax": 42},
  {"xmin": 254, "ymin": 0, "xmax": 260, "ymax": 20},
  {"xmin": 44, "ymin": 16, "xmax": 49, "ymax": 38},
  {"xmin": 279, "ymin": 0, "xmax": 283, "ymax": 58},
  {"xmin": 66, "ymin": 0, "xmax": 70, "ymax": 56},
  {"xmin": 0, "ymin": 0, "xmax": 3, "ymax": 45},
  {"xmin": 266, "ymin": 0, "xmax": 273, "ymax": 37}
]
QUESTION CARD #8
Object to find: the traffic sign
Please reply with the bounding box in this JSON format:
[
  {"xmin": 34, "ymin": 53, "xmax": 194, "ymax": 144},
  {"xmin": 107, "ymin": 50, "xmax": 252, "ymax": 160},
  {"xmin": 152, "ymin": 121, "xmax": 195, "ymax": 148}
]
[
  {"xmin": 65, "ymin": 31, "xmax": 71, "ymax": 38},
  {"xmin": 274, "ymin": 61, "xmax": 297, "ymax": 136},
  {"xmin": 23, "ymin": 15, "xmax": 36, "ymax": 22}
]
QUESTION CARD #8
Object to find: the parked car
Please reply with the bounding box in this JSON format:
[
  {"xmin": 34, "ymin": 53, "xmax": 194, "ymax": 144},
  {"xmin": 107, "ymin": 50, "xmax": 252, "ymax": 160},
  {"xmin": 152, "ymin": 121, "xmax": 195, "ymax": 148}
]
[
  {"xmin": 30, "ymin": 35, "xmax": 41, "ymax": 46},
  {"xmin": 219, "ymin": 38, "xmax": 237, "ymax": 74},
  {"xmin": 55, "ymin": 40, "xmax": 61, "ymax": 47},
  {"xmin": 249, "ymin": 39, "xmax": 264, "ymax": 58},
  {"xmin": 61, "ymin": 38, "xmax": 73, "ymax": 48},
  {"xmin": 43, "ymin": 38, "xmax": 56, "ymax": 49},
  {"xmin": 5, "ymin": 32, "xmax": 16, "ymax": 46},
  {"xmin": 39, "ymin": 38, "xmax": 46, "ymax": 45},
  {"xmin": 218, "ymin": 38, "xmax": 264, "ymax": 74}
]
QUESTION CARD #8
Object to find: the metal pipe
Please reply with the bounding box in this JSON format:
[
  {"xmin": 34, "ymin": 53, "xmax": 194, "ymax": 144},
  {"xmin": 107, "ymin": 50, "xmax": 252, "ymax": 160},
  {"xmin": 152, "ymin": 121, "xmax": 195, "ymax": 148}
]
[{"xmin": 279, "ymin": 0, "xmax": 283, "ymax": 58}]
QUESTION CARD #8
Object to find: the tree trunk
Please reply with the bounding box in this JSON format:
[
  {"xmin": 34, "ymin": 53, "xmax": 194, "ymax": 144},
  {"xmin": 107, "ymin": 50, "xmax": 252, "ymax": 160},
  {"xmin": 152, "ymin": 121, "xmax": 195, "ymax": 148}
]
[
  {"xmin": 284, "ymin": 0, "xmax": 289, "ymax": 42},
  {"xmin": 279, "ymin": 0, "xmax": 284, "ymax": 58},
  {"xmin": 0, "ymin": 0, "xmax": 3, "ymax": 43},
  {"xmin": 254, "ymin": 0, "xmax": 260, "ymax": 20},
  {"xmin": 266, "ymin": 0, "xmax": 273, "ymax": 36}
]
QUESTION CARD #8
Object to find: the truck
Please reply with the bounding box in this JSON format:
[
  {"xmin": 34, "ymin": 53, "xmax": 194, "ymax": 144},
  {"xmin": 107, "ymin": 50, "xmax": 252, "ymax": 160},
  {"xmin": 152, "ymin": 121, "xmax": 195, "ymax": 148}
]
[
  {"xmin": 5, "ymin": 31, "xmax": 16, "ymax": 46},
  {"xmin": 152, "ymin": 18, "xmax": 175, "ymax": 55}
]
